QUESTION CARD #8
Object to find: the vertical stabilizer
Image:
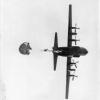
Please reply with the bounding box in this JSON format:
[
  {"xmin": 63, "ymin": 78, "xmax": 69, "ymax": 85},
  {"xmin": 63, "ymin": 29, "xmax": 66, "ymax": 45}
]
[{"xmin": 53, "ymin": 32, "xmax": 58, "ymax": 50}]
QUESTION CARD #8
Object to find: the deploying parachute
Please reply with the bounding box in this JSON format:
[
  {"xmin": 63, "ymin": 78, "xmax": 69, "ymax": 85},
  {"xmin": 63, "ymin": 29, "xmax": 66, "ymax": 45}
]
[{"xmin": 19, "ymin": 42, "xmax": 32, "ymax": 55}]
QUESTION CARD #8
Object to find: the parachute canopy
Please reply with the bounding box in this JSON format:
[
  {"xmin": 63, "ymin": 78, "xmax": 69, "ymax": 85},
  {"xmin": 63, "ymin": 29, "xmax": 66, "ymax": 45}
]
[{"xmin": 19, "ymin": 42, "xmax": 32, "ymax": 55}]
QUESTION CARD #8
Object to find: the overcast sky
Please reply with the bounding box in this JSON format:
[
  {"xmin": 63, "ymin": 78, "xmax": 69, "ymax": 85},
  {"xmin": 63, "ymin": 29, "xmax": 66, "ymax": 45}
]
[{"xmin": 0, "ymin": 0, "xmax": 99, "ymax": 100}]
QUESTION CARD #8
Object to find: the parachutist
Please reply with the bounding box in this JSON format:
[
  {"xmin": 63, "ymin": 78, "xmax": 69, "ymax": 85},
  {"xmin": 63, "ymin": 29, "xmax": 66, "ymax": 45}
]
[{"xmin": 19, "ymin": 42, "xmax": 32, "ymax": 55}]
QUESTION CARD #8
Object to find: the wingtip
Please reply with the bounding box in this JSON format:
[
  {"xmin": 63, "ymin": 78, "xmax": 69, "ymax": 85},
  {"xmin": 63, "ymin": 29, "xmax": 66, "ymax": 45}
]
[
  {"xmin": 55, "ymin": 32, "xmax": 57, "ymax": 35},
  {"xmin": 69, "ymin": 4, "xmax": 72, "ymax": 6}
]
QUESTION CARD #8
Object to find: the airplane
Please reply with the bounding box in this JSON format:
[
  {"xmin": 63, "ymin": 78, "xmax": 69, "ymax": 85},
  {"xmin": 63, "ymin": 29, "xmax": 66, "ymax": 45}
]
[{"xmin": 44, "ymin": 4, "xmax": 88, "ymax": 99}]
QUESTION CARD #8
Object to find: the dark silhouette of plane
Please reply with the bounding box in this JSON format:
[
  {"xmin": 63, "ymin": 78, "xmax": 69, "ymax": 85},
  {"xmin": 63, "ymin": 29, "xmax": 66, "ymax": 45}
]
[{"xmin": 44, "ymin": 4, "xmax": 88, "ymax": 99}]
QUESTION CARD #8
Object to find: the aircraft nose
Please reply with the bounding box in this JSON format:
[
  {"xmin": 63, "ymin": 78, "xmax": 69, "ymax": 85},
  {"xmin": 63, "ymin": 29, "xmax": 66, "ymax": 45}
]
[
  {"xmin": 80, "ymin": 47, "xmax": 88, "ymax": 56},
  {"xmin": 85, "ymin": 49, "xmax": 88, "ymax": 55}
]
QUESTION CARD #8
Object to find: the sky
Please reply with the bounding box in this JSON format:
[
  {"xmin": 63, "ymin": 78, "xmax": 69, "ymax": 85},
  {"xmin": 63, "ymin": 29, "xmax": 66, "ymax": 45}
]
[{"xmin": 0, "ymin": 0, "xmax": 99, "ymax": 100}]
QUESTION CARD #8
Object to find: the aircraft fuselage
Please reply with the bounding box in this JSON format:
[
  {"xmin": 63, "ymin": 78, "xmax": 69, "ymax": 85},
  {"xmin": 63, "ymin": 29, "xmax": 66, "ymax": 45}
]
[{"xmin": 53, "ymin": 46, "xmax": 88, "ymax": 57}]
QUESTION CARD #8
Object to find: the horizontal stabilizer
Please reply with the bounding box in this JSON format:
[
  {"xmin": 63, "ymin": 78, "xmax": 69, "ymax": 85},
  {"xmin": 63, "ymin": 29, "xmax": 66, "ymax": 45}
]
[
  {"xmin": 53, "ymin": 32, "xmax": 58, "ymax": 50},
  {"xmin": 53, "ymin": 32, "xmax": 58, "ymax": 71},
  {"xmin": 53, "ymin": 53, "xmax": 58, "ymax": 71}
]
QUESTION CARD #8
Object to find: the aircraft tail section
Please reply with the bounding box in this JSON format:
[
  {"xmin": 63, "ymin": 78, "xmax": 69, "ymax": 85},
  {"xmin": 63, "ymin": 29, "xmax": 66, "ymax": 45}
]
[
  {"xmin": 53, "ymin": 32, "xmax": 58, "ymax": 50},
  {"xmin": 53, "ymin": 53, "xmax": 58, "ymax": 71},
  {"xmin": 53, "ymin": 32, "xmax": 58, "ymax": 71}
]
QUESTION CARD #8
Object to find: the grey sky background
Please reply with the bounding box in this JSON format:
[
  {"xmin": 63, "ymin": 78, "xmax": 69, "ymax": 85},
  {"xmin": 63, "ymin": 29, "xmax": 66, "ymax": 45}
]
[{"xmin": 0, "ymin": 0, "xmax": 99, "ymax": 100}]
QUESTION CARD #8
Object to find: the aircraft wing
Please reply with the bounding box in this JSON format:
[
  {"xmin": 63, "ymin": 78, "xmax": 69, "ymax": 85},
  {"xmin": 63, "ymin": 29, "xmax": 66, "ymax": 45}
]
[
  {"xmin": 66, "ymin": 57, "xmax": 71, "ymax": 99},
  {"xmin": 67, "ymin": 4, "xmax": 72, "ymax": 47},
  {"xmin": 67, "ymin": 4, "xmax": 80, "ymax": 47}
]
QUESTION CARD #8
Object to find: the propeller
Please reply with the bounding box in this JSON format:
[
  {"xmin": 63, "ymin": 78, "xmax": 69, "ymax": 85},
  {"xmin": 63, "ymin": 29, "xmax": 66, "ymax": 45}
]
[
  {"xmin": 72, "ymin": 75, "xmax": 78, "ymax": 81},
  {"xmin": 68, "ymin": 69, "xmax": 76, "ymax": 72},
  {"xmin": 75, "ymin": 36, "xmax": 77, "ymax": 45},
  {"xmin": 72, "ymin": 59, "xmax": 79, "ymax": 63},
  {"xmin": 74, "ymin": 37, "xmax": 80, "ymax": 45},
  {"xmin": 75, "ymin": 24, "xmax": 77, "ymax": 33},
  {"xmin": 71, "ymin": 59, "xmax": 79, "ymax": 68},
  {"xmin": 74, "ymin": 23, "xmax": 80, "ymax": 45},
  {"xmin": 75, "ymin": 23, "xmax": 80, "ymax": 29}
]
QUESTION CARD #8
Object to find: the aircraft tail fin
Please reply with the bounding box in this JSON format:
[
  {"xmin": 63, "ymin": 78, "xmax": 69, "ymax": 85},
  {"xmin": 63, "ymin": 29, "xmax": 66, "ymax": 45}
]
[{"xmin": 53, "ymin": 32, "xmax": 58, "ymax": 50}]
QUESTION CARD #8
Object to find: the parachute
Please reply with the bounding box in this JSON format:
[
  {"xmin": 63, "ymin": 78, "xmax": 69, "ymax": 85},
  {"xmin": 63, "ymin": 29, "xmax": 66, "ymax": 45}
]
[{"xmin": 19, "ymin": 42, "xmax": 32, "ymax": 55}]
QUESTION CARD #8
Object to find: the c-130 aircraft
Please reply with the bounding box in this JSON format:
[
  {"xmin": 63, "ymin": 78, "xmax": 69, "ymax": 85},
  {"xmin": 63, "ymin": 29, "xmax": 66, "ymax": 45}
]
[{"xmin": 44, "ymin": 4, "xmax": 88, "ymax": 99}]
